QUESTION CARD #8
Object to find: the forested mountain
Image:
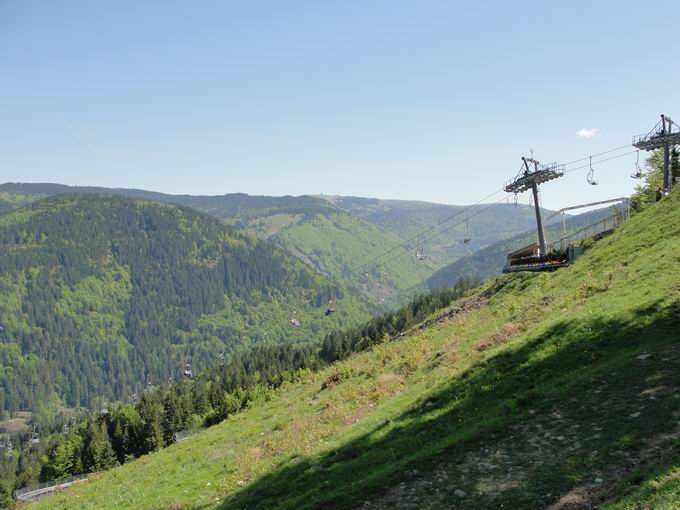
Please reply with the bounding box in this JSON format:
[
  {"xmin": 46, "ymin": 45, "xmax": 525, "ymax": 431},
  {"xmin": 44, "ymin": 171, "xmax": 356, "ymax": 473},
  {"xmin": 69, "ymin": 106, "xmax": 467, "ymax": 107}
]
[
  {"xmin": 0, "ymin": 195, "xmax": 369, "ymax": 420},
  {"xmin": 0, "ymin": 184, "xmax": 562, "ymax": 309},
  {"xmin": 426, "ymin": 205, "xmax": 621, "ymax": 290}
]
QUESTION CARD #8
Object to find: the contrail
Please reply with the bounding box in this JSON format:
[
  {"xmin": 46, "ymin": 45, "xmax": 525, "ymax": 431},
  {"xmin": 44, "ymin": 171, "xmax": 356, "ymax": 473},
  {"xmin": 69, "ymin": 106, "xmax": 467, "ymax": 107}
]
[{"xmin": 52, "ymin": 110, "xmax": 100, "ymax": 156}]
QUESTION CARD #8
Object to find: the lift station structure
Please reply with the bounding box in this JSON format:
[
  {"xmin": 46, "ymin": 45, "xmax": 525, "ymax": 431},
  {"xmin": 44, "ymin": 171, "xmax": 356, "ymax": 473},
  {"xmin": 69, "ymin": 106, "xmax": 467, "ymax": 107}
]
[
  {"xmin": 504, "ymin": 157, "xmax": 564, "ymax": 257},
  {"xmin": 633, "ymin": 114, "xmax": 680, "ymax": 192}
]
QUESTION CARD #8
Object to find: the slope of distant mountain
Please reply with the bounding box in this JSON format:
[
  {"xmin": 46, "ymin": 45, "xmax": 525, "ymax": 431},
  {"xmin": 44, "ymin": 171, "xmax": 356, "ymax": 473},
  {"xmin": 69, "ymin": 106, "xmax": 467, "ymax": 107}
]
[
  {"xmin": 325, "ymin": 195, "xmax": 558, "ymax": 264},
  {"xmin": 426, "ymin": 206, "xmax": 619, "ymax": 290},
  {"xmin": 0, "ymin": 194, "xmax": 369, "ymax": 416},
  {"xmin": 0, "ymin": 183, "xmax": 561, "ymax": 309},
  {"xmin": 0, "ymin": 184, "xmax": 436, "ymax": 309}
]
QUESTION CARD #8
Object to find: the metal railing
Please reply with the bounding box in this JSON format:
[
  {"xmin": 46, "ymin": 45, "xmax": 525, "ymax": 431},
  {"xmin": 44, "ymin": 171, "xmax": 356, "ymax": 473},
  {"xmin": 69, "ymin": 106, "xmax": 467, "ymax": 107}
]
[
  {"xmin": 633, "ymin": 116, "xmax": 680, "ymax": 146},
  {"xmin": 547, "ymin": 214, "xmax": 624, "ymax": 254},
  {"xmin": 13, "ymin": 474, "xmax": 88, "ymax": 501}
]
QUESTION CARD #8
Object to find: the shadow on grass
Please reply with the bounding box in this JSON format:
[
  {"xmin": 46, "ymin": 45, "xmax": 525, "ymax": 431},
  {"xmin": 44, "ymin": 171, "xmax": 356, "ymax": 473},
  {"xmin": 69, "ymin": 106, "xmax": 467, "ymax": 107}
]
[{"xmin": 213, "ymin": 299, "xmax": 680, "ymax": 510}]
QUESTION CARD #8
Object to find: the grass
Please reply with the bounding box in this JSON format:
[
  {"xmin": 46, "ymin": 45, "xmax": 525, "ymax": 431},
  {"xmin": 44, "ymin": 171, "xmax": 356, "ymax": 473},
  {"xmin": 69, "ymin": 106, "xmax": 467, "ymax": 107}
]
[
  {"xmin": 27, "ymin": 190, "xmax": 680, "ymax": 509},
  {"xmin": 275, "ymin": 212, "xmax": 437, "ymax": 309}
]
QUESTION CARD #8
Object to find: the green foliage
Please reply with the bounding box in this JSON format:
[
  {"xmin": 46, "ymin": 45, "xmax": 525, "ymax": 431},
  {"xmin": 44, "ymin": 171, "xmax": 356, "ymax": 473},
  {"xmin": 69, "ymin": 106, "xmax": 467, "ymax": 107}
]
[
  {"xmin": 79, "ymin": 421, "xmax": 117, "ymax": 472},
  {"xmin": 630, "ymin": 149, "xmax": 665, "ymax": 212},
  {"xmin": 0, "ymin": 183, "xmax": 557, "ymax": 310},
  {"xmin": 320, "ymin": 278, "xmax": 479, "ymax": 363},
  {"xmin": 0, "ymin": 194, "xmax": 368, "ymax": 416}
]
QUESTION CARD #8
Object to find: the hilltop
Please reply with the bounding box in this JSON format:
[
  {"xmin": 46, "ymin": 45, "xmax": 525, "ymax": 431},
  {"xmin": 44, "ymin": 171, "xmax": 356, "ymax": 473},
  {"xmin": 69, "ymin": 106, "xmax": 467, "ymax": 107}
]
[
  {"xmin": 27, "ymin": 184, "xmax": 680, "ymax": 508},
  {"xmin": 0, "ymin": 194, "xmax": 368, "ymax": 419},
  {"xmin": 0, "ymin": 184, "xmax": 554, "ymax": 308}
]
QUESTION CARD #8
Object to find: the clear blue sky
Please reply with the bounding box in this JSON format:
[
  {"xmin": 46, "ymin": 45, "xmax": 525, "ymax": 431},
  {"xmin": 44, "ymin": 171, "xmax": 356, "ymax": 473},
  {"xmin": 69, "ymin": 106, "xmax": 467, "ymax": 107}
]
[{"xmin": 1, "ymin": 1, "xmax": 678, "ymax": 209}]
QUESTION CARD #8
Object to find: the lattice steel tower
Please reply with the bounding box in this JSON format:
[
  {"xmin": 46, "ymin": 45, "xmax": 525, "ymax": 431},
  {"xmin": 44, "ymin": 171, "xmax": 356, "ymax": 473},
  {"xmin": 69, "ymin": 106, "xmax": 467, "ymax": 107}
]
[
  {"xmin": 504, "ymin": 158, "xmax": 564, "ymax": 257},
  {"xmin": 633, "ymin": 114, "xmax": 680, "ymax": 192}
]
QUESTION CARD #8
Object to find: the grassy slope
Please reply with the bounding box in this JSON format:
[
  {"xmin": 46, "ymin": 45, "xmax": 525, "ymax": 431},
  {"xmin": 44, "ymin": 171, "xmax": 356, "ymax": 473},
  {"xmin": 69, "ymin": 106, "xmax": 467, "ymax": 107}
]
[
  {"xmin": 328, "ymin": 196, "xmax": 557, "ymax": 265},
  {"xmin": 274, "ymin": 212, "xmax": 437, "ymax": 309},
  {"xmin": 28, "ymin": 190, "xmax": 680, "ymax": 509}
]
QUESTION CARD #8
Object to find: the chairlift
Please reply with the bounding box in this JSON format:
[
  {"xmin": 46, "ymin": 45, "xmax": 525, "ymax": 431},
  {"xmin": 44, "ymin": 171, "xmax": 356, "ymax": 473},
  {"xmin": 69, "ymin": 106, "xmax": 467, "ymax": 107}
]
[
  {"xmin": 183, "ymin": 363, "xmax": 193, "ymax": 379},
  {"xmin": 29, "ymin": 427, "xmax": 40, "ymax": 445},
  {"xmin": 415, "ymin": 234, "xmax": 426, "ymax": 260},
  {"xmin": 324, "ymin": 300, "xmax": 336, "ymax": 316},
  {"xmin": 587, "ymin": 156, "xmax": 598, "ymax": 185},
  {"xmin": 631, "ymin": 151, "xmax": 643, "ymax": 179},
  {"xmin": 459, "ymin": 219, "xmax": 471, "ymax": 245}
]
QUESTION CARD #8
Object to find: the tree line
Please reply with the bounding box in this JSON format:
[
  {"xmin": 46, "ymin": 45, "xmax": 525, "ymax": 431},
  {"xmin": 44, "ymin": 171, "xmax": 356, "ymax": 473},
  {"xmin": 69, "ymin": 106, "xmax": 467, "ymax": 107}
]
[{"xmin": 0, "ymin": 279, "xmax": 476, "ymax": 505}]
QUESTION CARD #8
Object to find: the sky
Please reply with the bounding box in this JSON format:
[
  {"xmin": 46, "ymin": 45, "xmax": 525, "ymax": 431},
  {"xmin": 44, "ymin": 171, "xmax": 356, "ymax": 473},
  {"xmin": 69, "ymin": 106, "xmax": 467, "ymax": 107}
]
[{"xmin": 1, "ymin": 0, "xmax": 678, "ymax": 210}]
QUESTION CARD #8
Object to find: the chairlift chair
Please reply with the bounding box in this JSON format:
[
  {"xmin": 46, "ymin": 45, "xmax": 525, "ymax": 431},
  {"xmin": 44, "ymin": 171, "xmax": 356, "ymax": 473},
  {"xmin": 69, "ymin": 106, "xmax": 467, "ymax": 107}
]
[
  {"xmin": 29, "ymin": 428, "xmax": 40, "ymax": 445},
  {"xmin": 459, "ymin": 219, "xmax": 471, "ymax": 245},
  {"xmin": 587, "ymin": 156, "xmax": 599, "ymax": 185},
  {"xmin": 324, "ymin": 299, "xmax": 336, "ymax": 316},
  {"xmin": 631, "ymin": 151, "xmax": 643, "ymax": 179},
  {"xmin": 415, "ymin": 234, "xmax": 426, "ymax": 260},
  {"xmin": 183, "ymin": 363, "xmax": 193, "ymax": 379}
]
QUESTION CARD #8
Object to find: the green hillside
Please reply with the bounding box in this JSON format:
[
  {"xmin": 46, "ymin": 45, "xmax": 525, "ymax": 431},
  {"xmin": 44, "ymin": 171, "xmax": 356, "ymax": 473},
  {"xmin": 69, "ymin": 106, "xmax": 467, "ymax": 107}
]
[
  {"xmin": 0, "ymin": 185, "xmax": 437, "ymax": 308},
  {"xmin": 0, "ymin": 184, "xmax": 557, "ymax": 309},
  {"xmin": 327, "ymin": 195, "xmax": 558, "ymax": 264},
  {"xmin": 0, "ymin": 195, "xmax": 368, "ymax": 420},
  {"xmin": 28, "ymin": 184, "xmax": 680, "ymax": 508},
  {"xmin": 426, "ymin": 205, "xmax": 618, "ymax": 290}
]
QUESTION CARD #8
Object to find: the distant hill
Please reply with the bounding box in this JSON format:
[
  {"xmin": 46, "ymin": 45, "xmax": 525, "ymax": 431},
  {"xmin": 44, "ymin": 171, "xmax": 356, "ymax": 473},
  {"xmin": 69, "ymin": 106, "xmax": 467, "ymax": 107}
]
[
  {"xmin": 426, "ymin": 206, "xmax": 619, "ymax": 290},
  {"xmin": 325, "ymin": 195, "xmax": 559, "ymax": 264},
  {"xmin": 0, "ymin": 194, "xmax": 369, "ymax": 416},
  {"xmin": 0, "ymin": 183, "xmax": 560, "ymax": 308}
]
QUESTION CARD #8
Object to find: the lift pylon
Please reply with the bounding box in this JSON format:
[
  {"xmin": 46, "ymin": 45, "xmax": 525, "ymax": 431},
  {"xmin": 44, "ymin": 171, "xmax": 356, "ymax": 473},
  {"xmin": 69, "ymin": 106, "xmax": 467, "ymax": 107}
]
[
  {"xmin": 504, "ymin": 157, "xmax": 564, "ymax": 257},
  {"xmin": 633, "ymin": 114, "xmax": 680, "ymax": 192}
]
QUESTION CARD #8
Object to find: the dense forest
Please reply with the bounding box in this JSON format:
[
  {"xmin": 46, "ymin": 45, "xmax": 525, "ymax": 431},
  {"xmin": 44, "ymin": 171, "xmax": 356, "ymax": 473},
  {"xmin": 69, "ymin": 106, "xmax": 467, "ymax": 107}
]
[
  {"xmin": 0, "ymin": 195, "xmax": 369, "ymax": 422},
  {"xmin": 0, "ymin": 183, "xmax": 549, "ymax": 309},
  {"xmin": 0, "ymin": 279, "xmax": 475, "ymax": 504}
]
